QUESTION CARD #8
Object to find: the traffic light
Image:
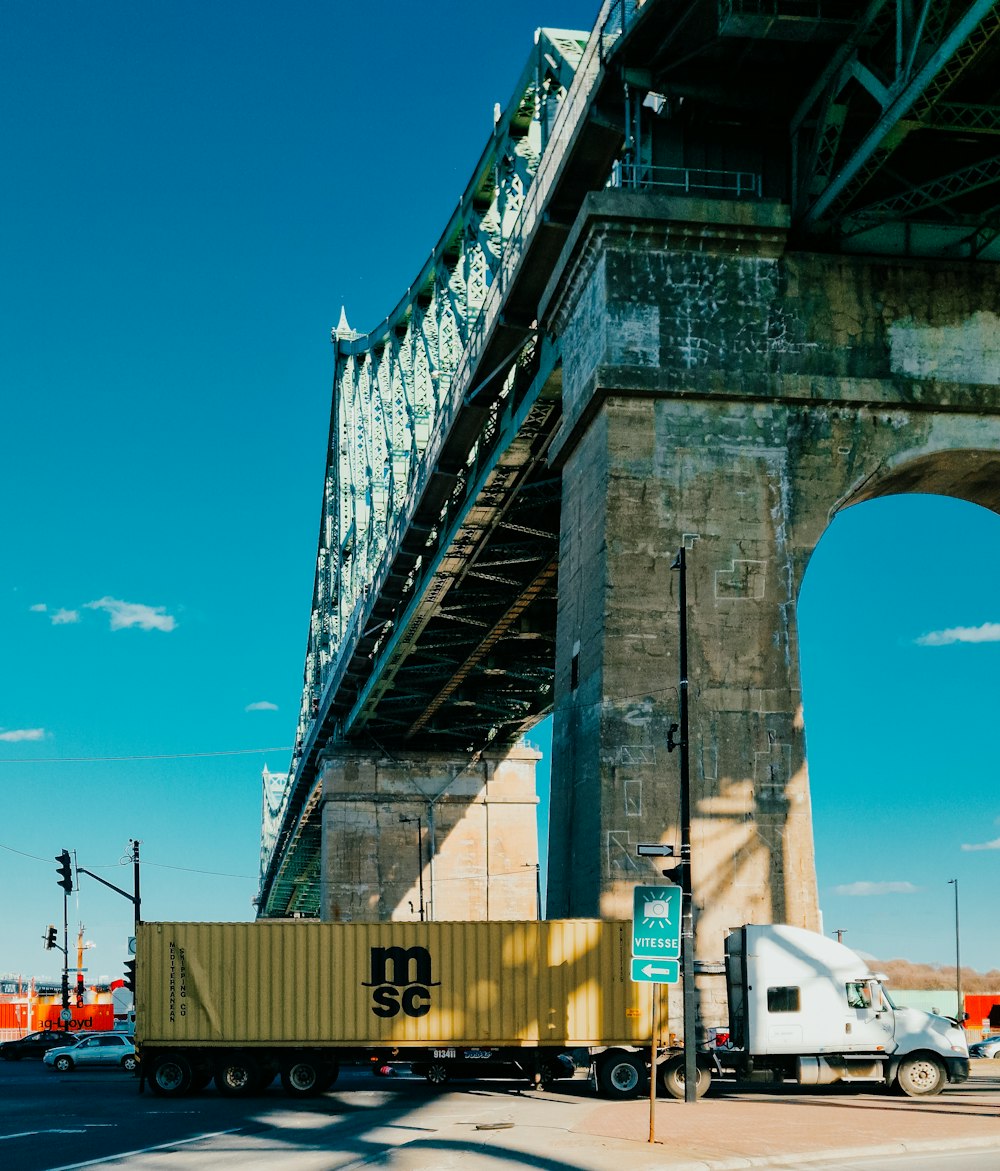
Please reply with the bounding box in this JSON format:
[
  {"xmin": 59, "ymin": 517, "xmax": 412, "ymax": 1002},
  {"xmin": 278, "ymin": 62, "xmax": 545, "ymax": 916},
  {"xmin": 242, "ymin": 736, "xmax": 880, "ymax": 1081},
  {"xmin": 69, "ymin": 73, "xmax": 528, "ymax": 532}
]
[
  {"xmin": 43, "ymin": 925, "xmax": 57, "ymax": 950},
  {"xmin": 55, "ymin": 849, "xmax": 73, "ymax": 894},
  {"xmin": 123, "ymin": 960, "xmax": 136, "ymax": 994}
]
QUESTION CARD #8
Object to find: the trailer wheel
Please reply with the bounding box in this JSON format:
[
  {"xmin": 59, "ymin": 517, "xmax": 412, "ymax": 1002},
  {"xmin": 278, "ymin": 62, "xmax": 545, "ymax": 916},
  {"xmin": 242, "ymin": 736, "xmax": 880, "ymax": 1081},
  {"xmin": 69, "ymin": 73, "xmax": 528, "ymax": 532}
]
[
  {"xmin": 596, "ymin": 1051, "xmax": 644, "ymax": 1099},
  {"xmin": 895, "ymin": 1055, "xmax": 944, "ymax": 1097},
  {"xmin": 658, "ymin": 1056, "xmax": 711, "ymax": 1100},
  {"xmin": 535, "ymin": 1061, "xmax": 560, "ymax": 1090},
  {"xmin": 215, "ymin": 1056, "xmax": 261, "ymax": 1097},
  {"xmin": 281, "ymin": 1058, "xmax": 327, "ymax": 1097},
  {"xmin": 148, "ymin": 1054, "xmax": 193, "ymax": 1097},
  {"xmin": 425, "ymin": 1061, "xmax": 451, "ymax": 1086}
]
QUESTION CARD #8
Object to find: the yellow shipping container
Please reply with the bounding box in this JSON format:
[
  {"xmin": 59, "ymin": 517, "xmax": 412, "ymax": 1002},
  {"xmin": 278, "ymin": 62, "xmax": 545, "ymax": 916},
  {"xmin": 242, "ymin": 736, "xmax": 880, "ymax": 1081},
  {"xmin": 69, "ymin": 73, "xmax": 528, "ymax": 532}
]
[{"xmin": 136, "ymin": 919, "xmax": 654, "ymax": 1049}]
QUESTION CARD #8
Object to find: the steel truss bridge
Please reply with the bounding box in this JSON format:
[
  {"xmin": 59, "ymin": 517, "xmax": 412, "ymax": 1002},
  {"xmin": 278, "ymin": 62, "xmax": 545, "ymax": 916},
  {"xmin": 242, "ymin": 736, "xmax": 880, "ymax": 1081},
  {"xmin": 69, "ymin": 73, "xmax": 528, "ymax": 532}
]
[{"xmin": 259, "ymin": 0, "xmax": 1000, "ymax": 915}]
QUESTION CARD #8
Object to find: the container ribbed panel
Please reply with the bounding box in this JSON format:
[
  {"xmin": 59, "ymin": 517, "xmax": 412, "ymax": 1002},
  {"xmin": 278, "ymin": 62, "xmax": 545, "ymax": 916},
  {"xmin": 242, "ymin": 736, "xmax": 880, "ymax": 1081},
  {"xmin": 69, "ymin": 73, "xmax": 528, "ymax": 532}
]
[{"xmin": 136, "ymin": 920, "xmax": 653, "ymax": 1048}]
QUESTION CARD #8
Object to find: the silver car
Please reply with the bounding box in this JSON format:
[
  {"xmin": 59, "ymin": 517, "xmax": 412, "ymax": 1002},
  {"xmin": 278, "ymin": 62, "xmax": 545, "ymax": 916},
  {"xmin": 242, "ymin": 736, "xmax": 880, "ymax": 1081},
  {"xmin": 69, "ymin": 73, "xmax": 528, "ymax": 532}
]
[
  {"xmin": 969, "ymin": 1035, "xmax": 1000, "ymax": 1059},
  {"xmin": 43, "ymin": 1032, "xmax": 137, "ymax": 1072}
]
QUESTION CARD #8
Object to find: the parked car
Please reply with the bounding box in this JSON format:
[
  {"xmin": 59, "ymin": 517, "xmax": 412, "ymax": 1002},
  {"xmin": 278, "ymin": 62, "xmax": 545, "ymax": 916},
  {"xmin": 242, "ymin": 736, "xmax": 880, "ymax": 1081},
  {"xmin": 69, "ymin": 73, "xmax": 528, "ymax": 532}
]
[
  {"xmin": 0, "ymin": 1030, "xmax": 71, "ymax": 1061},
  {"xmin": 43, "ymin": 1032, "xmax": 137, "ymax": 1072},
  {"xmin": 969, "ymin": 1036, "xmax": 1000, "ymax": 1059}
]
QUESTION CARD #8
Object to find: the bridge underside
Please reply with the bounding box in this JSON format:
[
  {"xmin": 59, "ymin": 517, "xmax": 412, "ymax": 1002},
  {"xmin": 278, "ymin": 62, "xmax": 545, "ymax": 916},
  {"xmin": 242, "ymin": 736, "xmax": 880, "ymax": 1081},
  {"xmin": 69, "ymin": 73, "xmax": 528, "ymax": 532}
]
[
  {"xmin": 336, "ymin": 361, "xmax": 563, "ymax": 753},
  {"xmin": 260, "ymin": 0, "xmax": 1000, "ymax": 920}
]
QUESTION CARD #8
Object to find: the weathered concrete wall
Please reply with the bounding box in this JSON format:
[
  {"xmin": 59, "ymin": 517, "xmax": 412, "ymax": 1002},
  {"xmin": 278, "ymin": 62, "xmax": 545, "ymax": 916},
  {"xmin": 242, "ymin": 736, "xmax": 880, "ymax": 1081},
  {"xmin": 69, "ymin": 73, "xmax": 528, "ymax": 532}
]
[
  {"xmin": 319, "ymin": 744, "xmax": 540, "ymax": 923},
  {"xmin": 541, "ymin": 192, "xmax": 1000, "ymax": 980}
]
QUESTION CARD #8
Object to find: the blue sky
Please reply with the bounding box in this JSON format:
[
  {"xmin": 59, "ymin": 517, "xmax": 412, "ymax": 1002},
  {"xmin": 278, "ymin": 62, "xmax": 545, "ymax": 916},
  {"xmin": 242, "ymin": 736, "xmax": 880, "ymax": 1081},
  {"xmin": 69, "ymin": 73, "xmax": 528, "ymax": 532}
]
[{"xmin": 2, "ymin": 1, "xmax": 997, "ymax": 985}]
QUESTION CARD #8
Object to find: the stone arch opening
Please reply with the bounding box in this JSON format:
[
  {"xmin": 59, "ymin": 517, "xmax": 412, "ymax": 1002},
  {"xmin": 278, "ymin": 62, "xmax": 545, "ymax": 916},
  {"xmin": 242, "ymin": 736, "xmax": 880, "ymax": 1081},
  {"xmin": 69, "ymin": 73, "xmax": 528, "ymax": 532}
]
[
  {"xmin": 840, "ymin": 447, "xmax": 1000, "ymax": 515},
  {"xmin": 797, "ymin": 486, "xmax": 999, "ymax": 971}
]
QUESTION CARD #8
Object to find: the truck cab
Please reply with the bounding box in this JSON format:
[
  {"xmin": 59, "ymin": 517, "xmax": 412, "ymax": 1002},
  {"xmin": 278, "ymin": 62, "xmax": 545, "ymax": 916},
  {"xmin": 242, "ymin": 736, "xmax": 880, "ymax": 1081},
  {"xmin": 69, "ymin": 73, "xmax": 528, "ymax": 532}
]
[{"xmin": 723, "ymin": 924, "xmax": 968, "ymax": 1096}]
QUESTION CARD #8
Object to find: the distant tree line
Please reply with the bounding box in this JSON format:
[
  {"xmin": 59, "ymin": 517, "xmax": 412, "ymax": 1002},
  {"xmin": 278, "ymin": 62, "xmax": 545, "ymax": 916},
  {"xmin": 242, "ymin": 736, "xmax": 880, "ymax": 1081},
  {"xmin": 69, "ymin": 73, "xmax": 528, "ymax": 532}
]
[{"xmin": 876, "ymin": 957, "xmax": 1000, "ymax": 992}]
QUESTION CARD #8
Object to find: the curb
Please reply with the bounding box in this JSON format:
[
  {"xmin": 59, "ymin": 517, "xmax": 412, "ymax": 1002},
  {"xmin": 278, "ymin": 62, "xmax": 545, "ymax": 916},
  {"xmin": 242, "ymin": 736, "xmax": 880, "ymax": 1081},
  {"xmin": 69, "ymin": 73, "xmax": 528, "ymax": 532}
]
[{"xmin": 662, "ymin": 1134, "xmax": 1000, "ymax": 1170}]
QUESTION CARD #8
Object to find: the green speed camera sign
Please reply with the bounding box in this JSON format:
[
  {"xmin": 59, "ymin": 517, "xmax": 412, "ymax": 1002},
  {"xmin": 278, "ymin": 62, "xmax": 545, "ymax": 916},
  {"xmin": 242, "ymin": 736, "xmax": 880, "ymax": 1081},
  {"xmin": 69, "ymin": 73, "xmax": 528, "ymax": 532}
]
[{"xmin": 631, "ymin": 885, "xmax": 681, "ymax": 960}]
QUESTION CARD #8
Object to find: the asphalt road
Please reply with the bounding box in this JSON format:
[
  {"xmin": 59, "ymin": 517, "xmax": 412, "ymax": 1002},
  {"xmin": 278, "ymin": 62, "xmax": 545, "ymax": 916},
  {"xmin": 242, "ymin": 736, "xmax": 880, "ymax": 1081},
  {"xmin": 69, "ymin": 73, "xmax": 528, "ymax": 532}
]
[
  {"xmin": 0, "ymin": 1062, "xmax": 534, "ymax": 1170},
  {"xmin": 2, "ymin": 1059, "xmax": 999, "ymax": 1171}
]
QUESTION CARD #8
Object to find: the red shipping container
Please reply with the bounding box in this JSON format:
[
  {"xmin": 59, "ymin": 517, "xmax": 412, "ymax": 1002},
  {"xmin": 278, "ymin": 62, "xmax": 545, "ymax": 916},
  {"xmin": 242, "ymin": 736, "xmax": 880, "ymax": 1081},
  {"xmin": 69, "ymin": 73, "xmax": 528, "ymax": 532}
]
[{"xmin": 965, "ymin": 994, "xmax": 1000, "ymax": 1033}]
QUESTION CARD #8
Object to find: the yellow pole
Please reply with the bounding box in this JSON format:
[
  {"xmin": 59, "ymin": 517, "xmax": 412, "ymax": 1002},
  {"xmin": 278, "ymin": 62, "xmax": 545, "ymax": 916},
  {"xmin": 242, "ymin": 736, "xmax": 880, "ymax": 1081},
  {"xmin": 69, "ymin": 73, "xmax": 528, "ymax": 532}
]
[{"xmin": 648, "ymin": 982, "xmax": 659, "ymax": 1143}]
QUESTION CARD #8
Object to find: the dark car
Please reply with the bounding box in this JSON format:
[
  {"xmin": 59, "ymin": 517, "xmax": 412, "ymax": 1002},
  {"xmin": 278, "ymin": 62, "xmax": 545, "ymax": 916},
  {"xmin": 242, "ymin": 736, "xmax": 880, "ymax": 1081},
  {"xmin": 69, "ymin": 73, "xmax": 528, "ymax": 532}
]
[{"xmin": 0, "ymin": 1030, "xmax": 73, "ymax": 1061}]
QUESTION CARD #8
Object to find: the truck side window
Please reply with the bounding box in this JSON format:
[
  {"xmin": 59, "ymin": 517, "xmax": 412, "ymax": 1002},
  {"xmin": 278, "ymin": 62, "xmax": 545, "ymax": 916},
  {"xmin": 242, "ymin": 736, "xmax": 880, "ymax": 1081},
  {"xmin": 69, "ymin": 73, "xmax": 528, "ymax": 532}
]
[
  {"xmin": 766, "ymin": 986, "xmax": 800, "ymax": 1012},
  {"xmin": 846, "ymin": 982, "xmax": 871, "ymax": 1009}
]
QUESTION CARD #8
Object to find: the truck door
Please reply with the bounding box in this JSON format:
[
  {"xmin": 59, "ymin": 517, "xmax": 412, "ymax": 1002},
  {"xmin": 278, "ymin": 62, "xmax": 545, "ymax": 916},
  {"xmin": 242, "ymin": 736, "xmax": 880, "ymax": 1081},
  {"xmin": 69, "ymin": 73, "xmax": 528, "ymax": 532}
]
[{"xmin": 843, "ymin": 980, "xmax": 894, "ymax": 1050}]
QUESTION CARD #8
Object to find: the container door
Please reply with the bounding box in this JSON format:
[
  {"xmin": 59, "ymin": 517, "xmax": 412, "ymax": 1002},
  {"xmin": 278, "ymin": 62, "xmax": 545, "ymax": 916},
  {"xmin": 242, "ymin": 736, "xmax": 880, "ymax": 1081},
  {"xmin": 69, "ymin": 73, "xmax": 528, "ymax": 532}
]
[{"xmin": 724, "ymin": 928, "xmax": 748, "ymax": 1050}]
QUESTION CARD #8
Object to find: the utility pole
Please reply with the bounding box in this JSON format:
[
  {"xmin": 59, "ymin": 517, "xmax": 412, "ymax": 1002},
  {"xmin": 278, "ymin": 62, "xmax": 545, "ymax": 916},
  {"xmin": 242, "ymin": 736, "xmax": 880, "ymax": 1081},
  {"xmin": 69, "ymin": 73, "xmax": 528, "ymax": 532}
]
[{"xmin": 948, "ymin": 879, "xmax": 962, "ymax": 1021}]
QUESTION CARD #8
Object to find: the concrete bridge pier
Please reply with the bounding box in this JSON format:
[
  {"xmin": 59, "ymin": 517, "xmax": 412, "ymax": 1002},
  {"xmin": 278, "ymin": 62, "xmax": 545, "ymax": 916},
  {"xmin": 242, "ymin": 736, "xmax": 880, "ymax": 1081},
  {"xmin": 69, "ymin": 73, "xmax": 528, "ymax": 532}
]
[
  {"xmin": 545, "ymin": 391, "xmax": 823, "ymax": 955},
  {"xmin": 319, "ymin": 745, "xmax": 540, "ymax": 923},
  {"xmin": 540, "ymin": 191, "xmax": 1000, "ymax": 988}
]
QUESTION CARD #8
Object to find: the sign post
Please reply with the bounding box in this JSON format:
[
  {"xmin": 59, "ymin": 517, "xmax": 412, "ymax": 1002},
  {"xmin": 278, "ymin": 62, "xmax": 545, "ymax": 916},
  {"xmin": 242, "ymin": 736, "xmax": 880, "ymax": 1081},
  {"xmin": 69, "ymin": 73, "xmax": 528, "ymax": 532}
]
[{"xmin": 631, "ymin": 884, "xmax": 681, "ymax": 1143}]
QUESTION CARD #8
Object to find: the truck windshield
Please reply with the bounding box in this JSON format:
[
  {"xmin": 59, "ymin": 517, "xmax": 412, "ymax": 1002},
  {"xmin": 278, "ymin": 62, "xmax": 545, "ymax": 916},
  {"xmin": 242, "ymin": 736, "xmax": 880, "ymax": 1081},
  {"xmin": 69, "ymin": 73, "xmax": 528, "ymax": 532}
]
[{"xmin": 878, "ymin": 984, "xmax": 897, "ymax": 1010}]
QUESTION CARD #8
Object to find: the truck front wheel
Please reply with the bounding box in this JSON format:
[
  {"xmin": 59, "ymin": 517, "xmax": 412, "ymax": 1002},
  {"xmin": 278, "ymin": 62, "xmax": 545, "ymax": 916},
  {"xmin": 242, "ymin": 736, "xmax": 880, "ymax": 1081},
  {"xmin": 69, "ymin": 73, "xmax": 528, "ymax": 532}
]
[
  {"xmin": 658, "ymin": 1056, "xmax": 711, "ymax": 1100},
  {"xmin": 895, "ymin": 1055, "xmax": 945, "ymax": 1097},
  {"xmin": 596, "ymin": 1051, "xmax": 644, "ymax": 1099},
  {"xmin": 148, "ymin": 1054, "xmax": 193, "ymax": 1097}
]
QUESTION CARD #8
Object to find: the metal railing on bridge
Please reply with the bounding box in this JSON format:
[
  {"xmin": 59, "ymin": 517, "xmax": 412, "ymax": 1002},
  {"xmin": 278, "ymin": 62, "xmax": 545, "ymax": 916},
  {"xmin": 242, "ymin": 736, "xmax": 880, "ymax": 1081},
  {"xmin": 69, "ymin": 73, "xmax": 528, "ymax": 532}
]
[{"xmin": 610, "ymin": 161, "xmax": 763, "ymax": 198}]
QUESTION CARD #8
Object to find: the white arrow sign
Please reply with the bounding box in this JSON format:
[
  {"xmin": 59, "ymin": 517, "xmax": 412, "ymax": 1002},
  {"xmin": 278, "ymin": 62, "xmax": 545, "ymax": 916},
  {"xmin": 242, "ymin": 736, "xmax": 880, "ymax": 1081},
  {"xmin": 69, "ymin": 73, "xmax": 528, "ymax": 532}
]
[
  {"xmin": 641, "ymin": 962, "xmax": 671, "ymax": 978},
  {"xmin": 630, "ymin": 957, "xmax": 680, "ymax": 984}
]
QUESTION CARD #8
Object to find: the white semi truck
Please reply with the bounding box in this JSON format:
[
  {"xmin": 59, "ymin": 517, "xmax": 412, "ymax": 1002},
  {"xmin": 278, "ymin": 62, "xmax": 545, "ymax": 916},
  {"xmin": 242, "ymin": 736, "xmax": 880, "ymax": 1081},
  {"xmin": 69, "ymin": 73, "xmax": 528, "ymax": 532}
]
[
  {"xmin": 649, "ymin": 923, "xmax": 969, "ymax": 1099},
  {"xmin": 133, "ymin": 919, "xmax": 968, "ymax": 1100}
]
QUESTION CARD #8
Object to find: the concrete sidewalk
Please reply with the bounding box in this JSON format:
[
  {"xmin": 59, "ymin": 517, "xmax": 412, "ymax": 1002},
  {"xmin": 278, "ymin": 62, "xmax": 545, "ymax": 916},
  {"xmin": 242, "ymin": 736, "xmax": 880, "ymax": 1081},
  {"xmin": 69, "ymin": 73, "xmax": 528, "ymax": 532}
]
[{"xmin": 363, "ymin": 1063, "xmax": 1000, "ymax": 1170}]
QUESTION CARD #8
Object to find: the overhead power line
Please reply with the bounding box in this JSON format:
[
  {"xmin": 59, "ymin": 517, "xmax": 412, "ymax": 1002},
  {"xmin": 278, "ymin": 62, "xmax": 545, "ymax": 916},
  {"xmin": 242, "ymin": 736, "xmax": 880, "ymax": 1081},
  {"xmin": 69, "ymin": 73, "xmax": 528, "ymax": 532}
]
[
  {"xmin": 0, "ymin": 840, "xmax": 256, "ymax": 881},
  {"xmin": 0, "ymin": 746, "xmax": 293, "ymax": 764}
]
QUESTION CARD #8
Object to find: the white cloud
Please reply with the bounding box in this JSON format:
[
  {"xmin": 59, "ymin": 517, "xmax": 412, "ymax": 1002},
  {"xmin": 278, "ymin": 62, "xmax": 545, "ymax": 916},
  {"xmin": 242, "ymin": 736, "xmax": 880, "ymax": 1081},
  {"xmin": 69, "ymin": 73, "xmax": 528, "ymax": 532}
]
[
  {"xmin": 245, "ymin": 701, "xmax": 279, "ymax": 712},
  {"xmin": 0, "ymin": 728, "xmax": 46, "ymax": 742},
  {"xmin": 916, "ymin": 622, "xmax": 1000, "ymax": 646},
  {"xmin": 30, "ymin": 603, "xmax": 81, "ymax": 625},
  {"xmin": 85, "ymin": 597, "xmax": 176, "ymax": 632},
  {"xmin": 961, "ymin": 837, "xmax": 1000, "ymax": 852},
  {"xmin": 832, "ymin": 881, "xmax": 919, "ymax": 896}
]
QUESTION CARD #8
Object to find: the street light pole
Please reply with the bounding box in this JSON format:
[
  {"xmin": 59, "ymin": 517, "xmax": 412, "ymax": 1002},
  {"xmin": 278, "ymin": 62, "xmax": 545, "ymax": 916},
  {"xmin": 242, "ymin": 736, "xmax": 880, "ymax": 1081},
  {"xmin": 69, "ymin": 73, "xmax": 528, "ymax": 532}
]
[
  {"xmin": 670, "ymin": 546, "xmax": 698, "ymax": 1103},
  {"xmin": 948, "ymin": 878, "xmax": 962, "ymax": 1020},
  {"xmin": 131, "ymin": 839, "xmax": 141, "ymax": 931},
  {"xmin": 76, "ymin": 838, "xmax": 141, "ymax": 925},
  {"xmin": 400, "ymin": 814, "xmax": 426, "ymax": 921}
]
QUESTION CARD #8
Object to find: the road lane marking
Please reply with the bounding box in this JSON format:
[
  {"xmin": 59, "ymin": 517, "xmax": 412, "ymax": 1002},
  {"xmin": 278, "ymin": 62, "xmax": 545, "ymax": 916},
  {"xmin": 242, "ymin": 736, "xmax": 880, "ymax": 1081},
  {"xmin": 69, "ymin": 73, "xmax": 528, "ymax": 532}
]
[{"xmin": 43, "ymin": 1128, "xmax": 244, "ymax": 1169}]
